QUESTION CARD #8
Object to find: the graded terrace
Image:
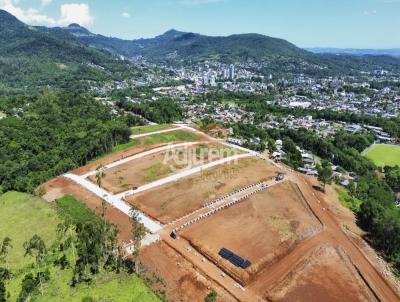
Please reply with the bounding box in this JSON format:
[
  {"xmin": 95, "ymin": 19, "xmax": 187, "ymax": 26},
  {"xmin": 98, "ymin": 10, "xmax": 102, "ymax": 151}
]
[{"xmin": 43, "ymin": 125, "xmax": 400, "ymax": 302}]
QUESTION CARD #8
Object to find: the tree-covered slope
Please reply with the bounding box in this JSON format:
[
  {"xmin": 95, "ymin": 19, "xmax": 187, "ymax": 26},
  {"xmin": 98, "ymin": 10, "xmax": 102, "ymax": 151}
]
[
  {"xmin": 0, "ymin": 10, "xmax": 134, "ymax": 94},
  {"xmin": 51, "ymin": 26, "xmax": 310, "ymax": 63},
  {"xmin": 52, "ymin": 25, "xmax": 400, "ymax": 75}
]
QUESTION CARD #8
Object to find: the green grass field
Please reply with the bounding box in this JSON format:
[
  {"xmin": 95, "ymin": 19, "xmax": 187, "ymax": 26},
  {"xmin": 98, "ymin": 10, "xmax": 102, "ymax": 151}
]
[
  {"xmin": 0, "ymin": 192, "xmax": 160, "ymax": 302},
  {"xmin": 142, "ymin": 130, "xmax": 199, "ymax": 146},
  {"xmin": 98, "ymin": 130, "xmax": 200, "ymax": 160},
  {"xmin": 131, "ymin": 124, "xmax": 172, "ymax": 135},
  {"xmin": 363, "ymin": 144, "xmax": 400, "ymax": 167},
  {"xmin": 335, "ymin": 187, "xmax": 362, "ymax": 213}
]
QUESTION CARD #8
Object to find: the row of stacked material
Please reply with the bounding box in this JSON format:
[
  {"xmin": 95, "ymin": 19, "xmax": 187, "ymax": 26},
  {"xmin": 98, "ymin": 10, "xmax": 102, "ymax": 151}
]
[
  {"xmin": 218, "ymin": 248, "xmax": 251, "ymax": 269},
  {"xmin": 173, "ymin": 182, "xmax": 268, "ymax": 233},
  {"xmin": 203, "ymin": 181, "xmax": 267, "ymax": 208},
  {"xmin": 168, "ymin": 181, "xmax": 267, "ymax": 227}
]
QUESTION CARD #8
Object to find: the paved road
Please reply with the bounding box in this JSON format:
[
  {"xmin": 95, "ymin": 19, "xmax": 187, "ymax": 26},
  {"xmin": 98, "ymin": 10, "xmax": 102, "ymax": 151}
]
[
  {"xmin": 63, "ymin": 135, "xmax": 256, "ymax": 234},
  {"xmin": 63, "ymin": 173, "xmax": 163, "ymax": 233}
]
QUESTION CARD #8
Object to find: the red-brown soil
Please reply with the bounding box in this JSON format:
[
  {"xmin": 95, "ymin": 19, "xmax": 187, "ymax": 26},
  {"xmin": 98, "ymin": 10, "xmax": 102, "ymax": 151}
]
[
  {"xmin": 139, "ymin": 241, "xmax": 237, "ymax": 302},
  {"xmin": 180, "ymin": 181, "xmax": 322, "ymax": 285},
  {"xmin": 89, "ymin": 143, "xmax": 236, "ymax": 194},
  {"xmin": 43, "ymin": 177, "xmax": 132, "ymax": 243},
  {"xmin": 265, "ymin": 244, "xmax": 377, "ymax": 302},
  {"xmin": 126, "ymin": 157, "xmax": 278, "ymax": 224},
  {"xmin": 72, "ymin": 131, "xmax": 209, "ymax": 176}
]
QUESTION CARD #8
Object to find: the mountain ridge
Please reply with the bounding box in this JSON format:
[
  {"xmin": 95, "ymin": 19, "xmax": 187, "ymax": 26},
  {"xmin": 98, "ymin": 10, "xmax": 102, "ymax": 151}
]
[
  {"xmin": 0, "ymin": 9, "xmax": 134, "ymax": 93},
  {"xmin": 41, "ymin": 24, "xmax": 311, "ymax": 63}
]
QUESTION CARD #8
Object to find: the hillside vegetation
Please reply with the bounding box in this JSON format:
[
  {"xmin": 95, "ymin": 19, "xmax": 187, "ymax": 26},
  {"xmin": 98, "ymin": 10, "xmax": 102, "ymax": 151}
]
[
  {"xmin": 0, "ymin": 92, "xmax": 133, "ymax": 193},
  {"xmin": 0, "ymin": 10, "xmax": 136, "ymax": 94},
  {"xmin": 0, "ymin": 192, "xmax": 160, "ymax": 302}
]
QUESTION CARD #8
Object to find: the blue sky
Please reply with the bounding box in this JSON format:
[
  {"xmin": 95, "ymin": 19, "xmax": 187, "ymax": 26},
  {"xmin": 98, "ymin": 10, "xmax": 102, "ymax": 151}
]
[{"xmin": 1, "ymin": 0, "xmax": 399, "ymax": 48}]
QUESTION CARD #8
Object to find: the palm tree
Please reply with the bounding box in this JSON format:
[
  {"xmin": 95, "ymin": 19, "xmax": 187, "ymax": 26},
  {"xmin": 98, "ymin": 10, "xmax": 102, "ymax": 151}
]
[{"xmin": 95, "ymin": 165, "xmax": 106, "ymax": 188}]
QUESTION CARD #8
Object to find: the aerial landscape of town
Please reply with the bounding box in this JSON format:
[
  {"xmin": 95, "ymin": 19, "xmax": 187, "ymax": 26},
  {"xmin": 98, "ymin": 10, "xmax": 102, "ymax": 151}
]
[{"xmin": 0, "ymin": 1, "xmax": 400, "ymax": 301}]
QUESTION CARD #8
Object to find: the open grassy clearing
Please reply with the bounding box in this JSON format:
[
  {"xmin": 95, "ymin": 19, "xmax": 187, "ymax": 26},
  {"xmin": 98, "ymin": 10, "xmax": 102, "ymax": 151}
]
[
  {"xmin": 131, "ymin": 124, "xmax": 173, "ymax": 135},
  {"xmin": 142, "ymin": 130, "xmax": 199, "ymax": 146},
  {"xmin": 0, "ymin": 192, "xmax": 61, "ymax": 271},
  {"xmin": 112, "ymin": 139, "xmax": 141, "ymax": 153},
  {"xmin": 111, "ymin": 130, "xmax": 200, "ymax": 154},
  {"xmin": 56, "ymin": 195, "xmax": 99, "ymax": 225},
  {"xmin": 0, "ymin": 192, "xmax": 160, "ymax": 302},
  {"xmin": 363, "ymin": 144, "xmax": 400, "ymax": 167},
  {"xmin": 335, "ymin": 187, "xmax": 362, "ymax": 213}
]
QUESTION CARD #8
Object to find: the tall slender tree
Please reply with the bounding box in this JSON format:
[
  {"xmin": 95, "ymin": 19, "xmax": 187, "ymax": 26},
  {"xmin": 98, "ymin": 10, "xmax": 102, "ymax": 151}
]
[
  {"xmin": 0, "ymin": 237, "xmax": 12, "ymax": 270},
  {"xmin": 23, "ymin": 235, "xmax": 47, "ymax": 296},
  {"xmin": 129, "ymin": 206, "xmax": 146, "ymax": 273}
]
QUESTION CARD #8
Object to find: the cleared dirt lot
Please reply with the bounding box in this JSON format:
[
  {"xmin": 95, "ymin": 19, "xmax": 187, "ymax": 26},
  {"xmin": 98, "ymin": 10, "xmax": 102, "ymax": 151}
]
[
  {"xmin": 180, "ymin": 181, "xmax": 322, "ymax": 285},
  {"xmin": 126, "ymin": 157, "xmax": 278, "ymax": 224},
  {"xmin": 43, "ymin": 177, "xmax": 132, "ymax": 243},
  {"xmin": 265, "ymin": 244, "xmax": 377, "ymax": 302},
  {"xmin": 139, "ymin": 241, "xmax": 237, "ymax": 302},
  {"xmin": 89, "ymin": 143, "xmax": 238, "ymax": 194}
]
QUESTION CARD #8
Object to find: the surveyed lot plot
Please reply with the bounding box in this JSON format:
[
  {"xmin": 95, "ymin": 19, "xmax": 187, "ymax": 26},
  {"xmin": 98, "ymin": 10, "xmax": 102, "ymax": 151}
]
[
  {"xmin": 131, "ymin": 124, "xmax": 175, "ymax": 135},
  {"xmin": 73, "ymin": 130, "xmax": 204, "ymax": 175},
  {"xmin": 127, "ymin": 158, "xmax": 278, "ymax": 224},
  {"xmin": 113, "ymin": 129, "xmax": 201, "ymax": 152},
  {"xmin": 265, "ymin": 244, "xmax": 376, "ymax": 302},
  {"xmin": 180, "ymin": 181, "xmax": 322, "ymax": 285},
  {"xmin": 88, "ymin": 143, "xmax": 240, "ymax": 194},
  {"xmin": 363, "ymin": 144, "xmax": 400, "ymax": 167}
]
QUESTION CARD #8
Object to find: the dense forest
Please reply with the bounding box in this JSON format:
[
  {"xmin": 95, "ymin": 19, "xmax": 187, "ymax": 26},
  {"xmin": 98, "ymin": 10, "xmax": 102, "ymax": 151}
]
[
  {"xmin": 116, "ymin": 98, "xmax": 184, "ymax": 124},
  {"xmin": 0, "ymin": 92, "xmax": 134, "ymax": 193}
]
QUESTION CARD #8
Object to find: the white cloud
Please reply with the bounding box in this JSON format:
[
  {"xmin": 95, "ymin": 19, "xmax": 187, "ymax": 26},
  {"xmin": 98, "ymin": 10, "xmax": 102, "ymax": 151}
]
[
  {"xmin": 41, "ymin": 0, "xmax": 52, "ymax": 6},
  {"xmin": 121, "ymin": 11, "xmax": 130, "ymax": 18},
  {"xmin": 363, "ymin": 9, "xmax": 377, "ymax": 15},
  {"xmin": 0, "ymin": 1, "xmax": 94, "ymax": 26},
  {"xmin": 0, "ymin": 0, "xmax": 57, "ymax": 24},
  {"xmin": 59, "ymin": 3, "xmax": 93, "ymax": 26}
]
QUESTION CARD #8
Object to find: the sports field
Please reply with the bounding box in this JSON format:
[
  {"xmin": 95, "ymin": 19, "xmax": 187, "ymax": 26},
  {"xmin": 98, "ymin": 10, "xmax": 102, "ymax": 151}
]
[{"xmin": 363, "ymin": 144, "xmax": 400, "ymax": 167}]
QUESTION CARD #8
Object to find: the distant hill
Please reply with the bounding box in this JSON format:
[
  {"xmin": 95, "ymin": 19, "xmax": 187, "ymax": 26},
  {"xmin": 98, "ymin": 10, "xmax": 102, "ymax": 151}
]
[
  {"xmin": 47, "ymin": 26, "xmax": 311, "ymax": 63},
  {"xmin": 307, "ymin": 48, "xmax": 400, "ymax": 58},
  {"xmin": 1, "ymin": 8, "xmax": 400, "ymax": 92},
  {"xmin": 47, "ymin": 25, "xmax": 400, "ymax": 76},
  {"xmin": 0, "ymin": 10, "xmax": 133, "ymax": 94}
]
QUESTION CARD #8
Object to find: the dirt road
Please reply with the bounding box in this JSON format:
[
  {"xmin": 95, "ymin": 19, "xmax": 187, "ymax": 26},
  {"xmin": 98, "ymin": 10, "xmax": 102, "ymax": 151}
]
[{"xmin": 296, "ymin": 174, "xmax": 399, "ymax": 302}]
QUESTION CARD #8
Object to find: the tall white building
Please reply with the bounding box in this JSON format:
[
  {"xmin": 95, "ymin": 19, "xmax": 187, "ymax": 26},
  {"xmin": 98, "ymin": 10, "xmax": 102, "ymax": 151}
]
[{"xmin": 228, "ymin": 64, "xmax": 235, "ymax": 80}]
